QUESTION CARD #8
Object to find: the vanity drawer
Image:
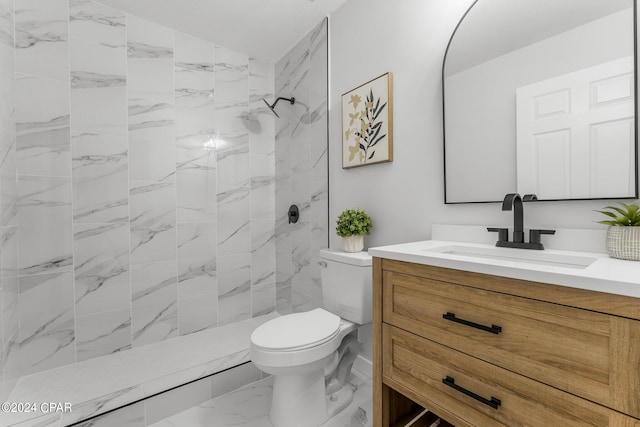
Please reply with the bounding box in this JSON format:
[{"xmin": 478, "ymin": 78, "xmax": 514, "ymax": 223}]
[
  {"xmin": 382, "ymin": 270, "xmax": 640, "ymax": 418},
  {"xmin": 383, "ymin": 324, "xmax": 640, "ymax": 427}
]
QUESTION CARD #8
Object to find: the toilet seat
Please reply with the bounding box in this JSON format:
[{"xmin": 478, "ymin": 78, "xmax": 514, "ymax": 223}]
[{"xmin": 251, "ymin": 308, "xmax": 341, "ymax": 352}]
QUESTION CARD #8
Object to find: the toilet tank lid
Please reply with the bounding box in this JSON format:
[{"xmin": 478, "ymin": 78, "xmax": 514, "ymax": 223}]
[{"xmin": 319, "ymin": 249, "xmax": 372, "ymax": 266}]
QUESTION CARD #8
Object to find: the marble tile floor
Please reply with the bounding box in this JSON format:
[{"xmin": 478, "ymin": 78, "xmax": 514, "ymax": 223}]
[{"xmin": 149, "ymin": 371, "xmax": 373, "ymax": 427}]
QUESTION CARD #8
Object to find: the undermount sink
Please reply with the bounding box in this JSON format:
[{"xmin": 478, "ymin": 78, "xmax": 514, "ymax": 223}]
[{"xmin": 423, "ymin": 245, "xmax": 597, "ymax": 269}]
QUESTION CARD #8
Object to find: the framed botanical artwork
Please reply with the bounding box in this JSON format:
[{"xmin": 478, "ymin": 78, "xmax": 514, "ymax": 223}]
[{"xmin": 341, "ymin": 72, "xmax": 393, "ymax": 168}]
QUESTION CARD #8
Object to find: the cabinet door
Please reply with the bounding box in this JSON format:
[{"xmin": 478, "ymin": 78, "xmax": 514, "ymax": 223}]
[
  {"xmin": 383, "ymin": 324, "xmax": 640, "ymax": 427},
  {"xmin": 382, "ymin": 271, "xmax": 640, "ymax": 418}
]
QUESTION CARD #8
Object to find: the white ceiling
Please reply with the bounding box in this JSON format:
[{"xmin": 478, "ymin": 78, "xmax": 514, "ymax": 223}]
[{"xmin": 98, "ymin": 0, "xmax": 349, "ymax": 62}]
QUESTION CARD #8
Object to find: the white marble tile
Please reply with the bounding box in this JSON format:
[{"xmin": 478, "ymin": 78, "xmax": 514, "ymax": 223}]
[
  {"xmin": 216, "ymin": 130, "xmax": 250, "ymax": 191},
  {"xmin": 0, "ymin": 67, "xmax": 14, "ymax": 136},
  {"xmin": 248, "ymin": 97, "xmax": 275, "ymax": 158},
  {"xmin": 1, "ymin": 224, "xmax": 18, "ymax": 279},
  {"xmin": 6, "ymin": 314, "xmax": 276, "ymax": 425},
  {"xmin": 177, "ymin": 221, "xmax": 216, "ymax": 297},
  {"xmin": 127, "ymin": 17, "xmax": 175, "ymax": 185},
  {"xmin": 126, "ymin": 15, "xmax": 173, "ymax": 57},
  {"xmin": 75, "ymin": 308, "xmax": 131, "ymax": 361},
  {"xmin": 251, "ymin": 281, "xmax": 275, "ymax": 318},
  {"xmin": 74, "ymin": 222, "xmax": 130, "ymax": 316},
  {"xmin": 128, "ymin": 125, "xmax": 176, "ymax": 183},
  {"xmin": 1, "ymin": 270, "xmax": 18, "ymax": 345},
  {"xmin": 310, "ymin": 178, "xmax": 329, "ymax": 252},
  {"xmin": 251, "ymin": 219, "xmax": 275, "ymax": 287},
  {"xmin": 309, "ymin": 19, "xmax": 328, "ymax": 101},
  {"xmin": 14, "ymin": 0, "xmax": 69, "ymax": 81},
  {"xmin": 291, "ymin": 221, "xmax": 312, "ymax": 312},
  {"xmin": 129, "ymin": 181, "xmax": 177, "ymax": 265},
  {"xmin": 15, "ymin": 74, "xmax": 70, "ymax": 177},
  {"xmin": 131, "ymin": 261, "xmax": 178, "ymax": 347},
  {"xmin": 142, "ymin": 364, "xmax": 208, "ymax": 398},
  {"xmin": 177, "ymin": 169, "xmax": 216, "ymax": 222},
  {"xmin": 9, "ymin": 413, "xmax": 61, "ymax": 426},
  {"xmin": 274, "ymin": 117, "xmax": 291, "ymax": 184},
  {"xmin": 216, "ymin": 186, "xmax": 250, "ymax": 256},
  {"xmin": 69, "ymin": 0, "xmax": 126, "ymax": 46},
  {"xmin": 210, "ymin": 362, "xmax": 261, "ymax": 399},
  {"xmin": 0, "ymin": 0, "xmax": 13, "ymax": 76},
  {"xmin": 61, "ymin": 386, "xmax": 144, "ymax": 426},
  {"xmin": 178, "ymin": 293, "xmax": 217, "ymax": 335},
  {"xmin": 248, "ymin": 59, "xmax": 272, "ymax": 93},
  {"xmin": 145, "ymin": 375, "xmax": 211, "ymax": 425},
  {"xmin": 275, "ymin": 216, "xmax": 292, "ymax": 315},
  {"xmin": 70, "ymin": 38, "xmax": 127, "ymax": 136},
  {"xmin": 214, "ymin": 46, "xmax": 248, "ymax": 106},
  {"xmin": 177, "ymin": 221, "xmax": 217, "ymax": 261},
  {"xmin": 217, "ymin": 253, "xmax": 251, "ymax": 326},
  {"xmin": 309, "ymin": 98, "xmax": 328, "ymax": 181},
  {"xmin": 17, "ymin": 175, "xmax": 72, "ymax": 276},
  {"xmin": 250, "ymin": 154, "xmax": 275, "ymax": 219},
  {"xmin": 202, "ymin": 349, "xmax": 250, "ymax": 376},
  {"xmin": 73, "ymin": 401, "xmax": 144, "ymax": 427},
  {"xmin": 149, "ymin": 378, "xmax": 272, "ymax": 427},
  {"xmin": 175, "ymin": 32, "xmax": 214, "ymax": 69},
  {"xmin": 148, "ymin": 372, "xmax": 372, "ymax": 427},
  {"xmin": 72, "ymin": 132, "xmax": 129, "ymax": 223},
  {"xmin": 176, "ymin": 144, "xmax": 216, "ymax": 173},
  {"xmin": 175, "ymin": 33, "xmax": 215, "ymax": 148},
  {"xmin": 4, "ymin": 271, "xmax": 74, "ymax": 377},
  {"xmin": 1, "ymin": 134, "xmax": 18, "ymax": 228}
]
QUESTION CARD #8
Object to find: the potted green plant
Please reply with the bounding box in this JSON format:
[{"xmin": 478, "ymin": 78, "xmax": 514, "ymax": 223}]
[
  {"xmin": 596, "ymin": 202, "xmax": 640, "ymax": 261},
  {"xmin": 336, "ymin": 208, "xmax": 372, "ymax": 252}
]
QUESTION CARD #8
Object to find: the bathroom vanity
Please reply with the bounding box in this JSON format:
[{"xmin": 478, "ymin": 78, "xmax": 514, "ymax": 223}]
[{"xmin": 369, "ymin": 240, "xmax": 640, "ymax": 426}]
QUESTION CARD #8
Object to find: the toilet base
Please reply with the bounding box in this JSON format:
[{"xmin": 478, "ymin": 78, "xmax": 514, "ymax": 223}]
[
  {"xmin": 268, "ymin": 371, "xmax": 355, "ymax": 427},
  {"xmin": 326, "ymin": 383, "xmax": 355, "ymax": 420}
]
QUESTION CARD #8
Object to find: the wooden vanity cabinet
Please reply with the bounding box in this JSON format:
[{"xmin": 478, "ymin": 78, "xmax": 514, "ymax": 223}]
[{"xmin": 373, "ymin": 257, "xmax": 640, "ymax": 427}]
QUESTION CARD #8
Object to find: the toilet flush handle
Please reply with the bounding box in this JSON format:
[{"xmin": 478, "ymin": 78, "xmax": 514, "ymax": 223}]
[{"xmin": 318, "ymin": 261, "xmax": 327, "ymax": 268}]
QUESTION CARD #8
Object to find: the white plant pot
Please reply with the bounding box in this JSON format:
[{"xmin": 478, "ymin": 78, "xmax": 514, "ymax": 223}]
[
  {"xmin": 342, "ymin": 235, "xmax": 364, "ymax": 253},
  {"xmin": 606, "ymin": 226, "xmax": 640, "ymax": 261}
]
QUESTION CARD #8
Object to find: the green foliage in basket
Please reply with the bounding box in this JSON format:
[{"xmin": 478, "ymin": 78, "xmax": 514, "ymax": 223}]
[
  {"xmin": 596, "ymin": 202, "xmax": 640, "ymax": 226},
  {"xmin": 336, "ymin": 208, "xmax": 372, "ymax": 237}
]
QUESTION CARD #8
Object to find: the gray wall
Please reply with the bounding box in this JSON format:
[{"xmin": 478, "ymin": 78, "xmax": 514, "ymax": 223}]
[
  {"xmin": 329, "ymin": 0, "xmax": 639, "ymax": 360},
  {"xmin": 329, "ymin": 0, "xmax": 637, "ymax": 251}
]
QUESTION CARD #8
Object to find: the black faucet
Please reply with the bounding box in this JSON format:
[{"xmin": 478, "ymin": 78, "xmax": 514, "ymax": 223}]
[
  {"xmin": 502, "ymin": 193, "xmax": 524, "ymax": 243},
  {"xmin": 487, "ymin": 193, "xmax": 555, "ymax": 250}
]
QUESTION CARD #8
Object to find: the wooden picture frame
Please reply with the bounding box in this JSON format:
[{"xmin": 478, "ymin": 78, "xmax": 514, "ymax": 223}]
[{"xmin": 341, "ymin": 72, "xmax": 393, "ymax": 169}]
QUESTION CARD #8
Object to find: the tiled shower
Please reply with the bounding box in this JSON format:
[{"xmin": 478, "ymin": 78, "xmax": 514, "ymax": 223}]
[{"xmin": 0, "ymin": 0, "xmax": 328, "ymax": 399}]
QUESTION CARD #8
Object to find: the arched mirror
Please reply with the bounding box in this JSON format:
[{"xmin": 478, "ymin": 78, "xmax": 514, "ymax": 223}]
[{"xmin": 443, "ymin": 0, "xmax": 638, "ymax": 203}]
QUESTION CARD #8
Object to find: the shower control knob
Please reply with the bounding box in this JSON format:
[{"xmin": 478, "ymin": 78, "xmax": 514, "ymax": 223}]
[{"xmin": 288, "ymin": 205, "xmax": 299, "ymax": 224}]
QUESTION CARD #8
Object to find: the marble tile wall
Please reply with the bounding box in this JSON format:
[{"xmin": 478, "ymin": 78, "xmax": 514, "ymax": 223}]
[
  {"xmin": 275, "ymin": 19, "xmax": 329, "ymax": 314},
  {"xmin": 0, "ymin": 0, "xmax": 16, "ymax": 401},
  {"xmin": 0, "ymin": 0, "xmax": 280, "ymax": 380}
]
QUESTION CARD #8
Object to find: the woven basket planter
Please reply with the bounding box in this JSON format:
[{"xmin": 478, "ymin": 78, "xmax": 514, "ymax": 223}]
[{"xmin": 606, "ymin": 226, "xmax": 640, "ymax": 261}]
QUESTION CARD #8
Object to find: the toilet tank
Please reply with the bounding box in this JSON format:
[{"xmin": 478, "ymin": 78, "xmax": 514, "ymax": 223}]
[{"xmin": 319, "ymin": 249, "xmax": 372, "ymax": 325}]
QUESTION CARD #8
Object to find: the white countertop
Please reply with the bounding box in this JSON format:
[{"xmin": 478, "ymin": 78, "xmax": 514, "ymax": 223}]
[{"xmin": 369, "ymin": 240, "xmax": 640, "ymax": 299}]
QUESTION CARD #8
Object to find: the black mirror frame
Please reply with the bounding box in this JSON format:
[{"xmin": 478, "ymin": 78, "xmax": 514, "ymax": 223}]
[{"xmin": 442, "ymin": 0, "xmax": 639, "ymax": 204}]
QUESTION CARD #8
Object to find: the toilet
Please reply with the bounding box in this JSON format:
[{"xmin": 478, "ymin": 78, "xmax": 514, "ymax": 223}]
[{"xmin": 250, "ymin": 249, "xmax": 372, "ymax": 427}]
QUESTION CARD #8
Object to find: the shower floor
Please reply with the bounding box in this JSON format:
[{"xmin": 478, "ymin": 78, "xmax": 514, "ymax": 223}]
[{"xmin": 149, "ymin": 371, "xmax": 373, "ymax": 427}]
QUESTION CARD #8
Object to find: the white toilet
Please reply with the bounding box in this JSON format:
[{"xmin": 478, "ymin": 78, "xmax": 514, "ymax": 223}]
[{"xmin": 250, "ymin": 249, "xmax": 372, "ymax": 427}]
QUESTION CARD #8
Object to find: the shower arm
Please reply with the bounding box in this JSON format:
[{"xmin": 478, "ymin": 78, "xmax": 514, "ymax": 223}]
[{"xmin": 263, "ymin": 96, "xmax": 295, "ymax": 118}]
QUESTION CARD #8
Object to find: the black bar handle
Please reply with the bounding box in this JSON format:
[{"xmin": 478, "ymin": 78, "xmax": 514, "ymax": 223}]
[
  {"xmin": 443, "ymin": 312, "xmax": 502, "ymax": 334},
  {"xmin": 442, "ymin": 376, "xmax": 501, "ymax": 409}
]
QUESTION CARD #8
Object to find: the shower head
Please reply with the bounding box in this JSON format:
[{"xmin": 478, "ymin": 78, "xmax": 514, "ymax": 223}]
[{"xmin": 263, "ymin": 96, "xmax": 295, "ymax": 118}]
